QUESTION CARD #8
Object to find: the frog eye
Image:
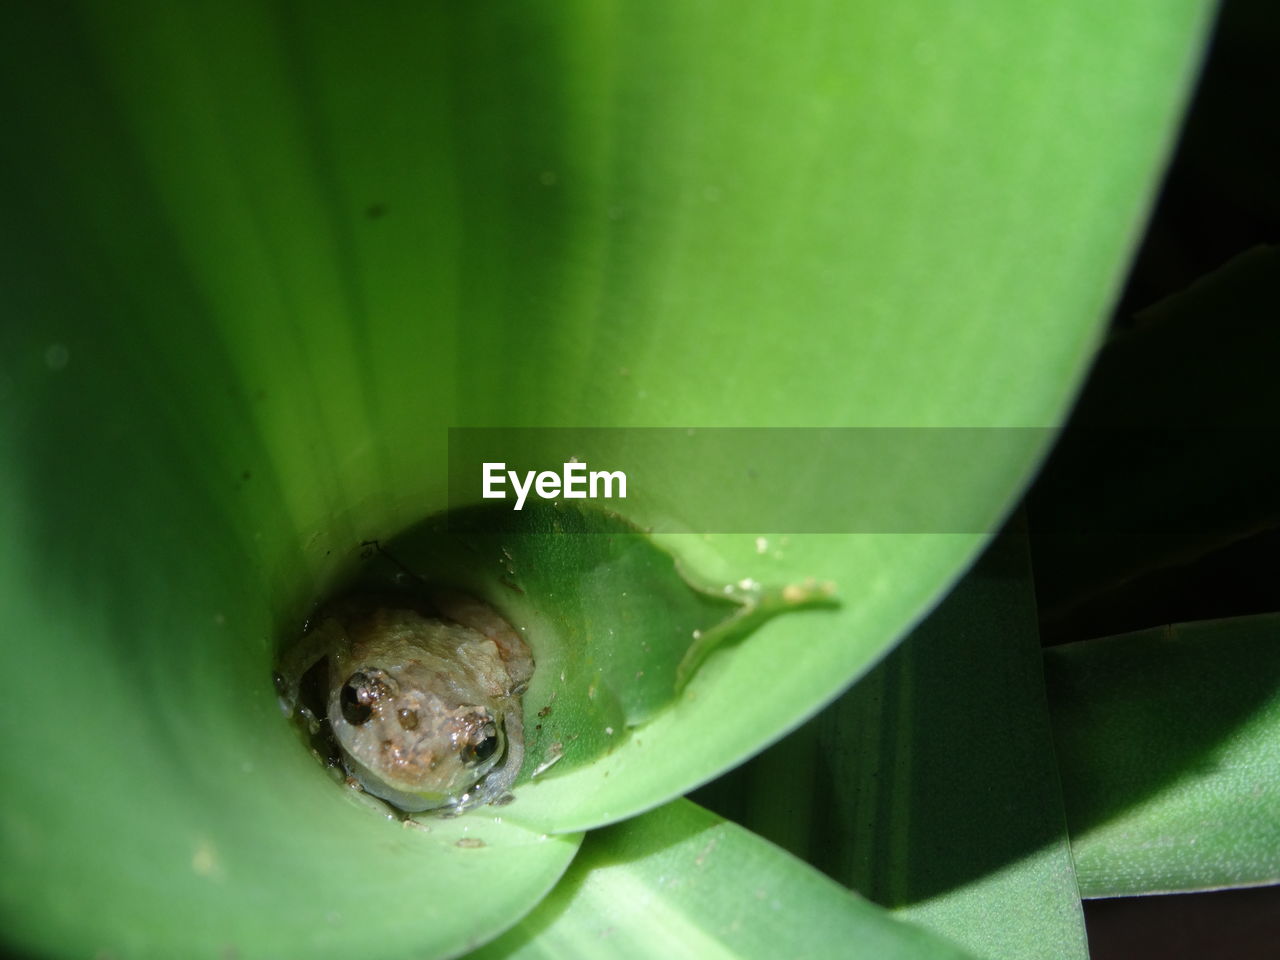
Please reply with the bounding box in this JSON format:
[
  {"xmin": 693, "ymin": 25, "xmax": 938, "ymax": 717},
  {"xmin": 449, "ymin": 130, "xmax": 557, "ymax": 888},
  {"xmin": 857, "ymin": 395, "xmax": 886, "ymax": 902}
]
[
  {"xmin": 339, "ymin": 672, "xmax": 375, "ymax": 725},
  {"xmin": 461, "ymin": 722, "xmax": 501, "ymax": 766}
]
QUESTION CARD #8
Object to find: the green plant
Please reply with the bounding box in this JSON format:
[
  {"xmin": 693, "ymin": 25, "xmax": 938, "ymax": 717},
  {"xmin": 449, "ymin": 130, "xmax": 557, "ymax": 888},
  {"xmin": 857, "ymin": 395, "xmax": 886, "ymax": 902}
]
[{"xmin": 3, "ymin": 2, "xmax": 1259, "ymax": 959}]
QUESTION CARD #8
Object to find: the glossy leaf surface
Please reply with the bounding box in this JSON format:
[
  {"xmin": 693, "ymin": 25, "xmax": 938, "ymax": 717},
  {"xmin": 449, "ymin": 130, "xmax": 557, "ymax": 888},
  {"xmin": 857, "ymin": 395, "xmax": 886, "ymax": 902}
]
[{"xmin": 0, "ymin": 0, "xmax": 1210, "ymax": 956}]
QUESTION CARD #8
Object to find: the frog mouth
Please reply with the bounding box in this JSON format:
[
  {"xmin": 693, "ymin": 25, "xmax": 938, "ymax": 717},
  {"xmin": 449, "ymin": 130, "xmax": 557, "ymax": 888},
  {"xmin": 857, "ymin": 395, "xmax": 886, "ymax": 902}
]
[{"xmin": 340, "ymin": 751, "xmax": 455, "ymax": 812}]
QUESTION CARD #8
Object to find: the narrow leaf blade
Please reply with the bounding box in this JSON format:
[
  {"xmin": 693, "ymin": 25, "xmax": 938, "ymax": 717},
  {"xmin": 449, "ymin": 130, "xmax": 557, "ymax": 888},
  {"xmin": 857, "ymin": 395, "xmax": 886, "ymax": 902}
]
[
  {"xmin": 1047, "ymin": 614, "xmax": 1280, "ymax": 896},
  {"xmin": 472, "ymin": 799, "xmax": 980, "ymax": 960}
]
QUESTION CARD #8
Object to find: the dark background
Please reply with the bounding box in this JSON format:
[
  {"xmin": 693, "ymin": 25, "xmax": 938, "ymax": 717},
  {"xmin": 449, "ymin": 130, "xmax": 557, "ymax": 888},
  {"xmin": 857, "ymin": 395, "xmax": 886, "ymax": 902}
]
[{"xmin": 1027, "ymin": 0, "xmax": 1280, "ymax": 954}]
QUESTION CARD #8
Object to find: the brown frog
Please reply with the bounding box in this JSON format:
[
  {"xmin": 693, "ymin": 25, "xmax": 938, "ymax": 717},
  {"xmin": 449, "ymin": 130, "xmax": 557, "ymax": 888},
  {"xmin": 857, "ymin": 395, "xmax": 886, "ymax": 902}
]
[{"xmin": 277, "ymin": 589, "xmax": 533, "ymax": 813}]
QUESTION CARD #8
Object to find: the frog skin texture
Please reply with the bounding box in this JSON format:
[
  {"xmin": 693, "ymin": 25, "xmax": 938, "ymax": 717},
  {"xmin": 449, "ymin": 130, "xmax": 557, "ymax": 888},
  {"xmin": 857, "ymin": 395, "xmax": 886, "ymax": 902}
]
[{"xmin": 278, "ymin": 590, "xmax": 534, "ymax": 813}]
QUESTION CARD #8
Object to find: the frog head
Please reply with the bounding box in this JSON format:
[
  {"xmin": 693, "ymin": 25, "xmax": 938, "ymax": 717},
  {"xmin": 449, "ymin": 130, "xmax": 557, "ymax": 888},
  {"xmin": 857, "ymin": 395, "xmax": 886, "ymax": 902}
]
[{"xmin": 328, "ymin": 661, "xmax": 506, "ymax": 811}]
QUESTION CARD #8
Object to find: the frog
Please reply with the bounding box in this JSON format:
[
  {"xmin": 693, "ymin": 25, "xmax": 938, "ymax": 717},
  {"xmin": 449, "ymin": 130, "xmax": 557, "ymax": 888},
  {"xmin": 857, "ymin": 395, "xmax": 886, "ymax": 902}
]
[{"xmin": 276, "ymin": 587, "xmax": 534, "ymax": 814}]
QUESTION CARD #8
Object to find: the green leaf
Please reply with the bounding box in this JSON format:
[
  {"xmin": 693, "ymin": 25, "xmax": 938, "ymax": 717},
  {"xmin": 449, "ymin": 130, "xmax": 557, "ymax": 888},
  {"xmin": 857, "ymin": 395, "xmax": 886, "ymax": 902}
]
[
  {"xmin": 0, "ymin": 0, "xmax": 1211, "ymax": 957},
  {"xmin": 472, "ymin": 799, "xmax": 980, "ymax": 960},
  {"xmin": 1046, "ymin": 614, "xmax": 1280, "ymax": 897},
  {"xmin": 696, "ymin": 522, "xmax": 1090, "ymax": 960}
]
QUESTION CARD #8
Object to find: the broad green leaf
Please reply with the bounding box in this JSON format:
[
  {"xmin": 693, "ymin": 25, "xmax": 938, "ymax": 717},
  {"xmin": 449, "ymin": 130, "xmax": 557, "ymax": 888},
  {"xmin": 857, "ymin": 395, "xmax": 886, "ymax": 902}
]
[
  {"xmin": 1046, "ymin": 614, "xmax": 1280, "ymax": 897},
  {"xmin": 696, "ymin": 522, "xmax": 1089, "ymax": 960},
  {"xmin": 0, "ymin": 0, "xmax": 1211, "ymax": 957},
  {"xmin": 472, "ymin": 798, "xmax": 980, "ymax": 960}
]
